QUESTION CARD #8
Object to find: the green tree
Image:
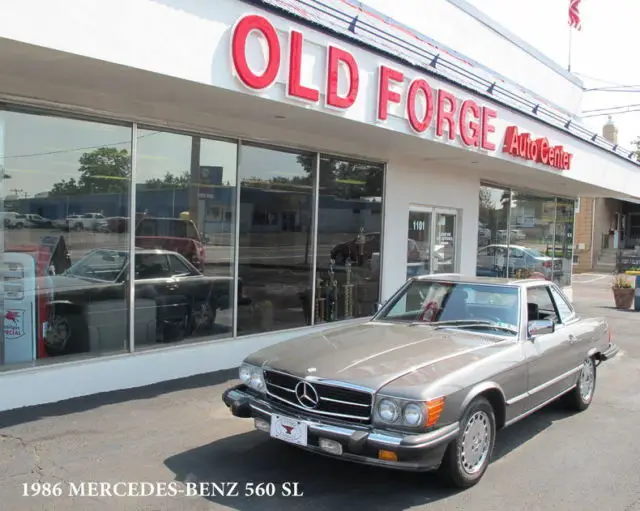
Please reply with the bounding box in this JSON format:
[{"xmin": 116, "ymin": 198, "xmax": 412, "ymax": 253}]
[
  {"xmin": 50, "ymin": 147, "xmax": 130, "ymax": 195},
  {"xmin": 77, "ymin": 147, "xmax": 130, "ymax": 193}
]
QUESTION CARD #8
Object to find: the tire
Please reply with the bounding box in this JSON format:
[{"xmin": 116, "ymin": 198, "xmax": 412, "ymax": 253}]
[
  {"xmin": 44, "ymin": 310, "xmax": 89, "ymax": 356},
  {"xmin": 438, "ymin": 396, "xmax": 496, "ymax": 489},
  {"xmin": 564, "ymin": 357, "xmax": 596, "ymax": 411}
]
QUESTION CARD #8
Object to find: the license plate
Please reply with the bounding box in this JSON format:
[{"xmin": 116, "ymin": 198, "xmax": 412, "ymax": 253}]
[{"xmin": 270, "ymin": 414, "xmax": 308, "ymax": 446}]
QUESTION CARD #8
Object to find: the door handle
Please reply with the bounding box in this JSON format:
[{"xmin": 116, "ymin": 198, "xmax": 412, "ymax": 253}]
[{"xmin": 568, "ymin": 334, "xmax": 578, "ymax": 344}]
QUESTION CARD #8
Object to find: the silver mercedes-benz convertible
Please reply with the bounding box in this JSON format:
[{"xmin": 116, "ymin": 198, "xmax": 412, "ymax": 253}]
[{"xmin": 223, "ymin": 275, "xmax": 618, "ymax": 488}]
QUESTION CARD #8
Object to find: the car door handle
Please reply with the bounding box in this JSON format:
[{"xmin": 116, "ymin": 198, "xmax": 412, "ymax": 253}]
[{"xmin": 568, "ymin": 334, "xmax": 578, "ymax": 344}]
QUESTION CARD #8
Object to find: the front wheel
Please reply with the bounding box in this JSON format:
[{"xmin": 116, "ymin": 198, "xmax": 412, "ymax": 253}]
[
  {"xmin": 564, "ymin": 357, "xmax": 596, "ymax": 411},
  {"xmin": 438, "ymin": 397, "xmax": 496, "ymax": 489}
]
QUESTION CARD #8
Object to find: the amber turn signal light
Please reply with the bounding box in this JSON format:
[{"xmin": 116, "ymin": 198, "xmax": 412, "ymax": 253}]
[
  {"xmin": 425, "ymin": 397, "xmax": 445, "ymax": 427},
  {"xmin": 378, "ymin": 450, "xmax": 398, "ymax": 461}
]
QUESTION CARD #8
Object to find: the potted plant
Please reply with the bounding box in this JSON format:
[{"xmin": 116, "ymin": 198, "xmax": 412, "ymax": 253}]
[{"xmin": 612, "ymin": 274, "xmax": 635, "ymax": 309}]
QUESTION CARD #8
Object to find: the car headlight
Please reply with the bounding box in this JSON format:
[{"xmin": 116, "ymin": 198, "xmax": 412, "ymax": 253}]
[
  {"xmin": 376, "ymin": 397, "xmax": 444, "ymax": 428},
  {"xmin": 403, "ymin": 403, "xmax": 425, "ymax": 426},
  {"xmin": 377, "ymin": 398, "xmax": 400, "ymax": 422},
  {"xmin": 239, "ymin": 363, "xmax": 265, "ymax": 392}
]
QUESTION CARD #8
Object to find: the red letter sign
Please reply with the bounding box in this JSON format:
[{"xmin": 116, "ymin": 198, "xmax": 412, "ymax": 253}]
[
  {"xmin": 502, "ymin": 126, "xmax": 571, "ymax": 170},
  {"xmin": 481, "ymin": 107, "xmax": 497, "ymax": 151},
  {"xmin": 503, "ymin": 126, "xmax": 519, "ymax": 156},
  {"xmin": 288, "ymin": 30, "xmax": 320, "ymax": 102},
  {"xmin": 406, "ymin": 78, "xmax": 434, "ymax": 133},
  {"xmin": 459, "ymin": 99, "xmax": 481, "ymax": 147},
  {"xmin": 326, "ymin": 46, "xmax": 359, "ymax": 109},
  {"xmin": 232, "ymin": 15, "xmax": 281, "ymax": 90},
  {"xmin": 436, "ymin": 89, "xmax": 457, "ymax": 140},
  {"xmin": 377, "ymin": 66, "xmax": 404, "ymax": 121}
]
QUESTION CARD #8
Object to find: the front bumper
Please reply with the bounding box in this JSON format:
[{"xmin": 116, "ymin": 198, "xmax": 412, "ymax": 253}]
[{"xmin": 222, "ymin": 384, "xmax": 459, "ymax": 472}]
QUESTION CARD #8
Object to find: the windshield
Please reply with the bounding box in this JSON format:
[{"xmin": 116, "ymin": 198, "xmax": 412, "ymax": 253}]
[
  {"xmin": 377, "ymin": 280, "xmax": 520, "ymax": 335},
  {"xmin": 64, "ymin": 249, "xmax": 128, "ymax": 281}
]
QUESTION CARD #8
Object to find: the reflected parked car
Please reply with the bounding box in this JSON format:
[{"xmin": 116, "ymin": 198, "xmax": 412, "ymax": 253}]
[
  {"xmin": 223, "ymin": 275, "xmax": 618, "ymax": 488},
  {"xmin": 42, "ymin": 248, "xmax": 243, "ymax": 356},
  {"xmin": 135, "ymin": 217, "xmax": 207, "ymax": 271},
  {"xmin": 1, "ymin": 212, "xmax": 27, "ymax": 229},
  {"xmin": 476, "ymin": 244, "xmax": 562, "ymax": 280},
  {"xmin": 25, "ymin": 213, "xmax": 54, "ymax": 228}
]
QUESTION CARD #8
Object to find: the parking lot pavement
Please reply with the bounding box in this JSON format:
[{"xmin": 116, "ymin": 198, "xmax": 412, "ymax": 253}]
[{"xmin": 2, "ymin": 276, "xmax": 640, "ymax": 511}]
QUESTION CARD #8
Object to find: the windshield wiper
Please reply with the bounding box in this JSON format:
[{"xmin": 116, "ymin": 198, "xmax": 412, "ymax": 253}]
[{"xmin": 431, "ymin": 320, "xmax": 518, "ymax": 334}]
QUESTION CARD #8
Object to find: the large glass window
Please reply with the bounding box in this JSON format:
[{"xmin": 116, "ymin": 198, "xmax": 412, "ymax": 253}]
[
  {"xmin": 477, "ymin": 185, "xmax": 511, "ymax": 277},
  {"xmin": 509, "ymin": 192, "xmax": 559, "ymax": 281},
  {"xmin": 134, "ymin": 130, "xmax": 236, "ymax": 347},
  {"xmin": 0, "ymin": 109, "xmax": 388, "ymax": 369},
  {"xmin": 477, "ymin": 184, "xmax": 575, "ymax": 287},
  {"xmin": 315, "ymin": 156, "xmax": 383, "ymax": 322},
  {"xmin": 553, "ymin": 198, "xmax": 575, "ymax": 287},
  {"xmin": 237, "ymin": 144, "xmax": 314, "ymax": 334},
  {"xmin": 1, "ymin": 110, "xmax": 132, "ymax": 368}
]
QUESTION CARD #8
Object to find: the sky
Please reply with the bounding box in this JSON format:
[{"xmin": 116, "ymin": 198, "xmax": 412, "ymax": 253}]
[{"xmin": 464, "ymin": 0, "xmax": 640, "ymax": 148}]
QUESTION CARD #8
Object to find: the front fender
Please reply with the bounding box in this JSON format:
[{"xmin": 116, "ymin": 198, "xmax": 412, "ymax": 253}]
[{"xmin": 458, "ymin": 381, "xmax": 507, "ymax": 425}]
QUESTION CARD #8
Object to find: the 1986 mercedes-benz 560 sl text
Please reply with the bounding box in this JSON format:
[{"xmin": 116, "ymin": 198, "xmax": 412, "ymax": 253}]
[{"xmin": 223, "ymin": 275, "xmax": 619, "ymax": 488}]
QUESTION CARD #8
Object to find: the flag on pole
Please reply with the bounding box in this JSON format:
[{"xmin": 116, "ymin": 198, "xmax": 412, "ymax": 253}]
[{"xmin": 569, "ymin": 0, "xmax": 582, "ymax": 30}]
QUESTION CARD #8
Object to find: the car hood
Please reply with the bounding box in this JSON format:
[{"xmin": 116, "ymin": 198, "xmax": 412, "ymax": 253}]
[{"xmin": 246, "ymin": 321, "xmax": 512, "ymax": 392}]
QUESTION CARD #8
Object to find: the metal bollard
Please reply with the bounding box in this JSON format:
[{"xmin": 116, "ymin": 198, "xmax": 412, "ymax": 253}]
[{"xmin": 635, "ymin": 275, "xmax": 640, "ymax": 311}]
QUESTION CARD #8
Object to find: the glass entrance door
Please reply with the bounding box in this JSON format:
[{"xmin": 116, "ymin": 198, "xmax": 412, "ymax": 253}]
[
  {"xmin": 407, "ymin": 209, "xmax": 432, "ymax": 278},
  {"xmin": 434, "ymin": 210, "xmax": 457, "ymax": 274},
  {"xmin": 407, "ymin": 206, "xmax": 459, "ymax": 278}
]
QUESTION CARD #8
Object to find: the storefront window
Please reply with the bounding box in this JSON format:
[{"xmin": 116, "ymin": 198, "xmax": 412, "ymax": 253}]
[
  {"xmin": 477, "ymin": 185, "xmax": 511, "ymax": 277},
  {"xmin": 1, "ymin": 110, "xmax": 132, "ymax": 368},
  {"xmin": 554, "ymin": 198, "xmax": 575, "ymax": 287},
  {"xmin": 0, "ymin": 110, "xmax": 389, "ymax": 369},
  {"xmin": 508, "ymin": 192, "xmax": 558, "ymax": 281},
  {"xmin": 133, "ymin": 130, "xmax": 237, "ymax": 347},
  {"xmin": 315, "ymin": 156, "xmax": 383, "ymax": 322},
  {"xmin": 237, "ymin": 144, "xmax": 314, "ymax": 334}
]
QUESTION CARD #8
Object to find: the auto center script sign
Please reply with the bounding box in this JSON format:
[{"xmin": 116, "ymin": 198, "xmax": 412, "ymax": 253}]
[{"xmin": 229, "ymin": 14, "xmax": 572, "ymax": 170}]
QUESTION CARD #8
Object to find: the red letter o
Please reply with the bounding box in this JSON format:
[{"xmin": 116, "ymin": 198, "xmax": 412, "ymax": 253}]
[
  {"xmin": 407, "ymin": 79, "xmax": 434, "ymax": 133},
  {"xmin": 232, "ymin": 15, "xmax": 281, "ymax": 90}
]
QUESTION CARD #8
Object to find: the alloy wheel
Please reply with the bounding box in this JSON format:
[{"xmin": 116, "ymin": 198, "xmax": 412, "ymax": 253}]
[
  {"xmin": 579, "ymin": 358, "xmax": 596, "ymax": 402},
  {"xmin": 459, "ymin": 410, "xmax": 491, "ymax": 475}
]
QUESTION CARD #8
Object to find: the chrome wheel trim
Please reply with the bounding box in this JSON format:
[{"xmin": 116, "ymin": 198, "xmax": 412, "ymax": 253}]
[
  {"xmin": 459, "ymin": 410, "xmax": 491, "ymax": 475},
  {"xmin": 45, "ymin": 317, "xmax": 70, "ymax": 350},
  {"xmin": 579, "ymin": 358, "xmax": 595, "ymax": 402}
]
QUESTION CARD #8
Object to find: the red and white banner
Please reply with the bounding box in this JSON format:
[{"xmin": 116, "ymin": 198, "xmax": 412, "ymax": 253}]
[{"xmin": 569, "ymin": 0, "xmax": 582, "ymax": 31}]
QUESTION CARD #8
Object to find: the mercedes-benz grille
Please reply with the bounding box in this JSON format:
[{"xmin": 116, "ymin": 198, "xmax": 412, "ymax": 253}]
[{"xmin": 263, "ymin": 370, "xmax": 372, "ymax": 422}]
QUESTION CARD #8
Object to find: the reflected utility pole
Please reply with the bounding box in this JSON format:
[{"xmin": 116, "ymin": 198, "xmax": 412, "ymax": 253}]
[{"xmin": 189, "ymin": 137, "xmax": 201, "ymax": 224}]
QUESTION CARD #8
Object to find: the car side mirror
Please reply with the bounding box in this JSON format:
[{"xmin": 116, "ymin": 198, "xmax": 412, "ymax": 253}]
[
  {"xmin": 528, "ymin": 319, "xmax": 554, "ymax": 339},
  {"xmin": 375, "ymin": 302, "xmax": 384, "ymax": 312}
]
